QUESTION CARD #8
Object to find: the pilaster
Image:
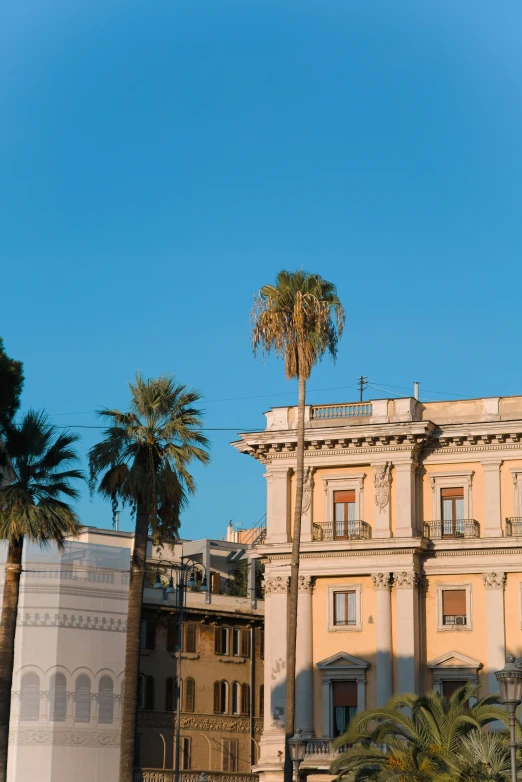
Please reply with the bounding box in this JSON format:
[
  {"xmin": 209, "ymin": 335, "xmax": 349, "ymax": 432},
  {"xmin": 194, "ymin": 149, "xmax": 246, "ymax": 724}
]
[
  {"xmin": 264, "ymin": 468, "xmax": 290, "ymax": 544},
  {"xmin": 372, "ymin": 462, "xmax": 392, "ymax": 538},
  {"xmin": 295, "ymin": 575, "xmax": 314, "ymax": 736},
  {"xmin": 394, "ymin": 461, "xmax": 418, "ymax": 537},
  {"xmin": 482, "ymin": 460, "xmax": 503, "ymax": 537},
  {"xmin": 483, "ymin": 572, "xmax": 506, "ymax": 694},
  {"xmin": 372, "ymin": 572, "xmax": 393, "ymax": 705},
  {"xmin": 394, "ymin": 571, "xmax": 421, "ymax": 694}
]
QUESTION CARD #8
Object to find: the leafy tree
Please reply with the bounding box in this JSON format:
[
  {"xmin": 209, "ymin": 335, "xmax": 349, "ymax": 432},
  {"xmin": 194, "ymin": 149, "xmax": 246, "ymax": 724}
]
[
  {"xmin": 0, "ymin": 412, "xmax": 83, "ymax": 782},
  {"xmin": 331, "ymin": 686, "xmax": 510, "ymax": 782},
  {"xmin": 88, "ymin": 373, "xmax": 210, "ymax": 782},
  {"xmin": 227, "ymin": 559, "xmax": 265, "ymax": 599},
  {"xmin": 0, "ymin": 338, "xmax": 23, "ymax": 429},
  {"xmin": 252, "ymin": 269, "xmax": 344, "ymax": 777}
]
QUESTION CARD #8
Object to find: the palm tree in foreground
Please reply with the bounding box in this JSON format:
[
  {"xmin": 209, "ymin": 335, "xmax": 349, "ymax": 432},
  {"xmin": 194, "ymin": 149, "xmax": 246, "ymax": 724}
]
[
  {"xmin": 252, "ymin": 270, "xmax": 345, "ymax": 778},
  {"xmin": 0, "ymin": 411, "xmax": 83, "ymax": 782},
  {"xmin": 331, "ymin": 685, "xmax": 511, "ymax": 782},
  {"xmin": 88, "ymin": 373, "xmax": 210, "ymax": 782}
]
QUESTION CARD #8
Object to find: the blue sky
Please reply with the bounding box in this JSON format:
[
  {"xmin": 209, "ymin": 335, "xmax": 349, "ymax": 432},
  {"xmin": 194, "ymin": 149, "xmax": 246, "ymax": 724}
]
[{"xmin": 2, "ymin": 0, "xmax": 522, "ymax": 540}]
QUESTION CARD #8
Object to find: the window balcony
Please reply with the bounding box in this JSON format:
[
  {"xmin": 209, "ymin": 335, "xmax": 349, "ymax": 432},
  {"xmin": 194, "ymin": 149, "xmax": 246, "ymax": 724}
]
[
  {"xmin": 505, "ymin": 517, "xmax": 522, "ymax": 536},
  {"xmin": 312, "ymin": 521, "xmax": 371, "ymax": 541},
  {"xmin": 423, "ymin": 520, "xmax": 480, "ymax": 540}
]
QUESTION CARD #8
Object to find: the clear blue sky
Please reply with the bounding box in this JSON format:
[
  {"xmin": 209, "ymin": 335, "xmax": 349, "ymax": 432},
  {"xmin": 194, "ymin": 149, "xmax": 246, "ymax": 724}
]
[{"xmin": 2, "ymin": 0, "xmax": 522, "ymax": 540}]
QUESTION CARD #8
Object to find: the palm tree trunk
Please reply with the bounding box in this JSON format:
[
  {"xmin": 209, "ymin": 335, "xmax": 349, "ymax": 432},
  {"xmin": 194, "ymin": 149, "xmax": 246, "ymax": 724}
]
[
  {"xmin": 119, "ymin": 503, "xmax": 149, "ymax": 782},
  {"xmin": 285, "ymin": 374, "xmax": 306, "ymax": 782},
  {"xmin": 0, "ymin": 537, "xmax": 23, "ymax": 782}
]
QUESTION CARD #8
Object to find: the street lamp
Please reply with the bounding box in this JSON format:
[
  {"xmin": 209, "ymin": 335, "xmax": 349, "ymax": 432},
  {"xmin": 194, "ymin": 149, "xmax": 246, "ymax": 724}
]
[
  {"xmin": 495, "ymin": 654, "xmax": 522, "ymax": 782},
  {"xmin": 288, "ymin": 729, "xmax": 306, "ymax": 782}
]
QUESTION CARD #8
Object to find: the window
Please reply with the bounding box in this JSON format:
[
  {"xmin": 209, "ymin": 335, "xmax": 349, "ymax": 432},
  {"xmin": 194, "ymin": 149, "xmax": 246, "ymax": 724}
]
[
  {"xmin": 184, "ymin": 677, "xmax": 195, "ymax": 712},
  {"xmin": 333, "ymin": 490, "xmax": 357, "ymax": 538},
  {"xmin": 232, "ymin": 628, "xmax": 250, "ymax": 657},
  {"xmin": 232, "ymin": 682, "xmax": 240, "ymax": 714},
  {"xmin": 441, "ymin": 488, "xmax": 465, "ymax": 537},
  {"xmin": 213, "ymin": 680, "xmax": 228, "ymax": 714},
  {"xmin": 211, "ymin": 572, "xmax": 221, "ymax": 595},
  {"xmin": 140, "ymin": 619, "xmax": 156, "ymax": 650},
  {"xmin": 222, "ymin": 739, "xmax": 238, "ymax": 772},
  {"xmin": 20, "ymin": 673, "xmax": 40, "ymax": 722},
  {"xmin": 98, "ymin": 677, "xmax": 114, "ymax": 724},
  {"xmin": 333, "ymin": 592, "xmax": 357, "ymax": 626},
  {"xmin": 214, "ymin": 626, "xmax": 229, "ymax": 655},
  {"xmin": 259, "ymin": 685, "xmax": 264, "ymax": 717},
  {"xmin": 241, "ymin": 683, "xmax": 250, "ymax": 716},
  {"xmin": 167, "ymin": 621, "xmax": 179, "ymax": 652},
  {"xmin": 49, "ymin": 673, "xmax": 67, "ymax": 722},
  {"xmin": 259, "ymin": 628, "xmax": 264, "ymax": 660},
  {"xmin": 185, "ymin": 624, "xmax": 197, "ymax": 653},
  {"xmin": 180, "ymin": 737, "xmax": 191, "ymax": 770},
  {"xmin": 145, "ymin": 675, "xmax": 155, "ymax": 710},
  {"xmin": 165, "ymin": 677, "xmax": 175, "ymax": 711},
  {"xmin": 442, "ymin": 680, "xmax": 467, "ymax": 698},
  {"xmin": 442, "ymin": 589, "xmax": 467, "ymax": 626},
  {"xmin": 333, "ymin": 681, "xmax": 357, "ymax": 737},
  {"xmin": 75, "ymin": 675, "xmax": 91, "ymax": 723}
]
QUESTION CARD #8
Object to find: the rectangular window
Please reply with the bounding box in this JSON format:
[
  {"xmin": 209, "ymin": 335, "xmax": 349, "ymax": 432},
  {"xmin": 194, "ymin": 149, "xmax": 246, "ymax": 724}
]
[
  {"xmin": 167, "ymin": 621, "xmax": 179, "ymax": 652},
  {"xmin": 442, "ymin": 589, "xmax": 467, "ymax": 626},
  {"xmin": 184, "ymin": 624, "xmax": 197, "ymax": 653},
  {"xmin": 333, "ymin": 591, "xmax": 357, "ymax": 626},
  {"xmin": 222, "ymin": 739, "xmax": 238, "ymax": 772},
  {"xmin": 441, "ymin": 487, "xmax": 465, "ymax": 536},
  {"xmin": 333, "ymin": 681, "xmax": 357, "ymax": 737},
  {"xmin": 140, "ymin": 620, "xmax": 147, "ymax": 649},
  {"xmin": 442, "ymin": 680, "xmax": 467, "ymax": 698},
  {"xmin": 140, "ymin": 620, "xmax": 156, "ymax": 650},
  {"xmin": 211, "ymin": 572, "xmax": 221, "ymax": 595},
  {"xmin": 180, "ymin": 737, "xmax": 191, "ymax": 770},
  {"xmin": 214, "ymin": 626, "xmax": 229, "ymax": 655},
  {"xmin": 333, "ymin": 490, "xmax": 357, "ymax": 538}
]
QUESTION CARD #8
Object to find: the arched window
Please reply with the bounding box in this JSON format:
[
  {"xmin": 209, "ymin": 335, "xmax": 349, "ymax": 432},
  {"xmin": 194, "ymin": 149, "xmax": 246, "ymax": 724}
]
[
  {"xmin": 241, "ymin": 683, "xmax": 250, "ymax": 716},
  {"xmin": 184, "ymin": 677, "xmax": 195, "ymax": 713},
  {"xmin": 98, "ymin": 677, "xmax": 114, "ymax": 724},
  {"xmin": 49, "ymin": 673, "xmax": 67, "ymax": 722},
  {"xmin": 138, "ymin": 675, "xmax": 145, "ymax": 709},
  {"xmin": 145, "ymin": 675, "xmax": 155, "ymax": 710},
  {"xmin": 75, "ymin": 675, "xmax": 91, "ymax": 723},
  {"xmin": 213, "ymin": 680, "xmax": 228, "ymax": 714},
  {"xmin": 20, "ymin": 673, "xmax": 40, "ymax": 722},
  {"xmin": 231, "ymin": 682, "xmax": 240, "ymax": 715},
  {"xmin": 165, "ymin": 677, "xmax": 175, "ymax": 711}
]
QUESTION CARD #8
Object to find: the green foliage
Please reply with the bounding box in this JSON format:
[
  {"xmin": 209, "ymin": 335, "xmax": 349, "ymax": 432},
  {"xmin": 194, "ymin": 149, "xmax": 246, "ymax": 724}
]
[
  {"xmin": 332, "ymin": 685, "xmax": 512, "ymax": 782},
  {"xmin": 0, "ymin": 410, "xmax": 83, "ymax": 546},
  {"xmin": 227, "ymin": 559, "xmax": 264, "ymax": 599},
  {"xmin": 88, "ymin": 373, "xmax": 210, "ymax": 544},
  {"xmin": 0, "ymin": 337, "xmax": 24, "ymax": 429}
]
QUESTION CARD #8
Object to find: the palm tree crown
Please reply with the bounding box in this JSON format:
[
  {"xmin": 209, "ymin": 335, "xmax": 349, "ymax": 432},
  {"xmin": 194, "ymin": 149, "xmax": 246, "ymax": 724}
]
[
  {"xmin": 251, "ymin": 269, "xmax": 345, "ymax": 380},
  {"xmin": 88, "ymin": 373, "xmax": 210, "ymax": 544},
  {"xmin": 0, "ymin": 410, "xmax": 83, "ymax": 545}
]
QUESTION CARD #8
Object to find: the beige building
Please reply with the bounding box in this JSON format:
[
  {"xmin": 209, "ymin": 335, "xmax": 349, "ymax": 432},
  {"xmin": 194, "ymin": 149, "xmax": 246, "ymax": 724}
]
[{"xmin": 234, "ymin": 394, "xmax": 522, "ymax": 781}]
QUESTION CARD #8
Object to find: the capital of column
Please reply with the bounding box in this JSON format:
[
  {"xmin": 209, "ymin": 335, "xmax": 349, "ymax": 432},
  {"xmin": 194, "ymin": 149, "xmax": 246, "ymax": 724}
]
[
  {"xmin": 298, "ymin": 575, "xmax": 315, "ymax": 593},
  {"xmin": 263, "ymin": 575, "xmax": 289, "ymax": 595},
  {"xmin": 371, "ymin": 572, "xmax": 392, "ymax": 590},
  {"xmin": 394, "ymin": 571, "xmax": 421, "ymax": 589},
  {"xmin": 482, "ymin": 571, "xmax": 506, "ymax": 590}
]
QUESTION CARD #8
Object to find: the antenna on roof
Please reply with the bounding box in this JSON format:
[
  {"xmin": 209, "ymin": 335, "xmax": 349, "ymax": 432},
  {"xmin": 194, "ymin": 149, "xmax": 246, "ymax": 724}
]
[{"xmin": 357, "ymin": 376, "xmax": 368, "ymax": 402}]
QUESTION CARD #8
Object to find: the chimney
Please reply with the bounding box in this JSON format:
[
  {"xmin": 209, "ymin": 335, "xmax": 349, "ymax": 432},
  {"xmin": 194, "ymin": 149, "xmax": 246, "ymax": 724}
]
[
  {"xmin": 413, "ymin": 382, "xmax": 420, "ymax": 401},
  {"xmin": 114, "ymin": 511, "xmax": 120, "ymax": 531}
]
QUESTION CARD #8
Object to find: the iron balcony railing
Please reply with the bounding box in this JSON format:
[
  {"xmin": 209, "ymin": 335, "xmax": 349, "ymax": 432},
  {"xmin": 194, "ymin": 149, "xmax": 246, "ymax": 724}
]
[
  {"xmin": 423, "ymin": 519, "xmax": 480, "ymax": 540},
  {"xmin": 505, "ymin": 518, "xmax": 522, "ymax": 536},
  {"xmin": 312, "ymin": 520, "xmax": 371, "ymax": 541},
  {"xmin": 311, "ymin": 403, "xmax": 372, "ymax": 421}
]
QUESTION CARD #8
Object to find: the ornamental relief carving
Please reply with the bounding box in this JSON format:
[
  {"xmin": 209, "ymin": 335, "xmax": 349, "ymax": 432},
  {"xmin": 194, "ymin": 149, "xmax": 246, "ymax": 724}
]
[
  {"xmin": 10, "ymin": 729, "xmax": 119, "ymax": 747},
  {"xmin": 263, "ymin": 576, "xmax": 289, "ymax": 595},
  {"xmin": 298, "ymin": 575, "xmax": 315, "ymax": 593},
  {"xmin": 482, "ymin": 572, "xmax": 506, "ymax": 589},
  {"xmin": 301, "ymin": 467, "xmax": 313, "ymax": 515},
  {"xmin": 394, "ymin": 571, "xmax": 421, "ymax": 589},
  {"xmin": 138, "ymin": 712, "xmax": 263, "ymax": 733},
  {"xmin": 374, "ymin": 462, "xmax": 392, "ymax": 511},
  {"xmin": 371, "ymin": 572, "xmax": 391, "ymax": 590}
]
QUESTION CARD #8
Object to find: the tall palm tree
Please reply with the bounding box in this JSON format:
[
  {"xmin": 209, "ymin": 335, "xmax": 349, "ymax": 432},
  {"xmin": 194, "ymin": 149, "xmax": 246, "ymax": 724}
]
[
  {"xmin": 88, "ymin": 373, "xmax": 210, "ymax": 782},
  {"xmin": 331, "ymin": 685, "xmax": 510, "ymax": 782},
  {"xmin": 252, "ymin": 270, "xmax": 345, "ymax": 774},
  {"xmin": 0, "ymin": 411, "xmax": 83, "ymax": 782}
]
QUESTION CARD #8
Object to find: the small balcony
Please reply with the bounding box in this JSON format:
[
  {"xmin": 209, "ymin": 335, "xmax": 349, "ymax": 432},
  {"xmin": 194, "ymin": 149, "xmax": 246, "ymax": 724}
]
[
  {"xmin": 312, "ymin": 520, "xmax": 371, "ymax": 541},
  {"xmin": 423, "ymin": 519, "xmax": 480, "ymax": 540},
  {"xmin": 301, "ymin": 739, "xmax": 349, "ymax": 768},
  {"xmin": 505, "ymin": 518, "xmax": 522, "ymax": 536}
]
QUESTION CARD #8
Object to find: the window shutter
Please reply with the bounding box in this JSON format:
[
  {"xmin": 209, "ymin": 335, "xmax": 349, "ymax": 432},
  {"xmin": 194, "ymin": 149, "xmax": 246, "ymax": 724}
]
[
  {"xmin": 241, "ymin": 629, "xmax": 250, "ymax": 657},
  {"xmin": 214, "ymin": 627, "xmax": 222, "ymax": 655},
  {"xmin": 442, "ymin": 590, "xmax": 466, "ymax": 615},
  {"xmin": 165, "ymin": 678, "xmax": 174, "ymax": 711},
  {"xmin": 334, "ymin": 490, "xmax": 356, "ymax": 503},
  {"xmin": 140, "ymin": 620, "xmax": 147, "ymax": 649},
  {"xmin": 441, "ymin": 487, "xmax": 464, "ymax": 498},
  {"xmin": 223, "ymin": 740, "xmax": 237, "ymax": 772},
  {"xmin": 333, "ymin": 681, "xmax": 357, "ymax": 708},
  {"xmin": 145, "ymin": 676, "xmax": 155, "ymax": 710},
  {"xmin": 213, "ymin": 681, "xmax": 221, "ymax": 713},
  {"xmin": 146, "ymin": 621, "xmax": 156, "ymax": 650},
  {"xmin": 211, "ymin": 572, "xmax": 221, "ymax": 594},
  {"xmin": 185, "ymin": 624, "xmax": 196, "ymax": 653},
  {"xmin": 442, "ymin": 680, "xmax": 467, "ymax": 698},
  {"xmin": 181, "ymin": 737, "xmax": 191, "ymax": 770},
  {"xmin": 185, "ymin": 678, "xmax": 195, "ymax": 712},
  {"xmin": 241, "ymin": 683, "xmax": 250, "ymax": 715},
  {"xmin": 167, "ymin": 621, "xmax": 177, "ymax": 652}
]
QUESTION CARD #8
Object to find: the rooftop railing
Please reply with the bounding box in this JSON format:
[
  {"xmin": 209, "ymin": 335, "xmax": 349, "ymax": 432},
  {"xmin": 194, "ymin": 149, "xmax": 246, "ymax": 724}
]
[
  {"xmin": 312, "ymin": 521, "xmax": 371, "ymax": 541},
  {"xmin": 423, "ymin": 519, "xmax": 480, "ymax": 540},
  {"xmin": 505, "ymin": 518, "xmax": 522, "ymax": 536},
  {"xmin": 311, "ymin": 403, "xmax": 372, "ymax": 421}
]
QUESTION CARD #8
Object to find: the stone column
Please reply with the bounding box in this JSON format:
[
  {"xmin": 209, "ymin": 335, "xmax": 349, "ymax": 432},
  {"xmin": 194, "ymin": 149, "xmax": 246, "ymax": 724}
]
[
  {"xmin": 372, "ymin": 573, "xmax": 393, "ymax": 705},
  {"xmin": 372, "ymin": 462, "xmax": 392, "ymax": 538},
  {"xmin": 295, "ymin": 575, "xmax": 314, "ymax": 736},
  {"xmin": 394, "ymin": 571, "xmax": 421, "ymax": 695},
  {"xmin": 258, "ymin": 574, "xmax": 289, "ymax": 769},
  {"xmin": 265, "ymin": 468, "xmax": 290, "ymax": 544},
  {"xmin": 394, "ymin": 461, "xmax": 418, "ymax": 537},
  {"xmin": 482, "ymin": 461, "xmax": 503, "ymax": 537},
  {"xmin": 483, "ymin": 572, "xmax": 506, "ymax": 694}
]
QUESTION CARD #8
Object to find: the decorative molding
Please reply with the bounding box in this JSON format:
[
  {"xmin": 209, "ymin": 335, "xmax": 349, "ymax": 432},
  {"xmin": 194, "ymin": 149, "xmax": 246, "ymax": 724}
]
[
  {"xmin": 394, "ymin": 571, "xmax": 421, "ymax": 589},
  {"xmin": 374, "ymin": 462, "xmax": 392, "ymax": 511},
  {"xmin": 301, "ymin": 467, "xmax": 313, "ymax": 515},
  {"xmin": 20, "ymin": 587, "xmax": 129, "ymax": 601},
  {"xmin": 482, "ymin": 572, "xmax": 506, "ymax": 589},
  {"xmin": 298, "ymin": 575, "xmax": 315, "ymax": 593},
  {"xmin": 136, "ymin": 773, "xmax": 259, "ymax": 782},
  {"xmin": 17, "ymin": 613, "xmax": 127, "ymax": 632},
  {"xmin": 371, "ymin": 573, "xmax": 391, "ymax": 590},
  {"xmin": 263, "ymin": 576, "xmax": 289, "ymax": 595},
  {"xmin": 9, "ymin": 728, "xmax": 119, "ymax": 747}
]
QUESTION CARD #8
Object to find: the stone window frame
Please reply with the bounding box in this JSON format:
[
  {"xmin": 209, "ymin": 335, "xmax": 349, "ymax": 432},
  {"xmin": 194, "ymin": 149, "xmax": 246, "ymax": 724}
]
[
  {"xmin": 428, "ymin": 651, "xmax": 481, "ymax": 704},
  {"xmin": 317, "ymin": 653, "xmax": 368, "ymax": 738},
  {"xmin": 327, "ymin": 584, "xmax": 362, "ymax": 632},
  {"xmin": 322, "ymin": 474, "xmax": 366, "ymax": 522},
  {"xmin": 436, "ymin": 583, "xmax": 473, "ymax": 632},
  {"xmin": 429, "ymin": 470, "xmax": 474, "ymax": 522}
]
